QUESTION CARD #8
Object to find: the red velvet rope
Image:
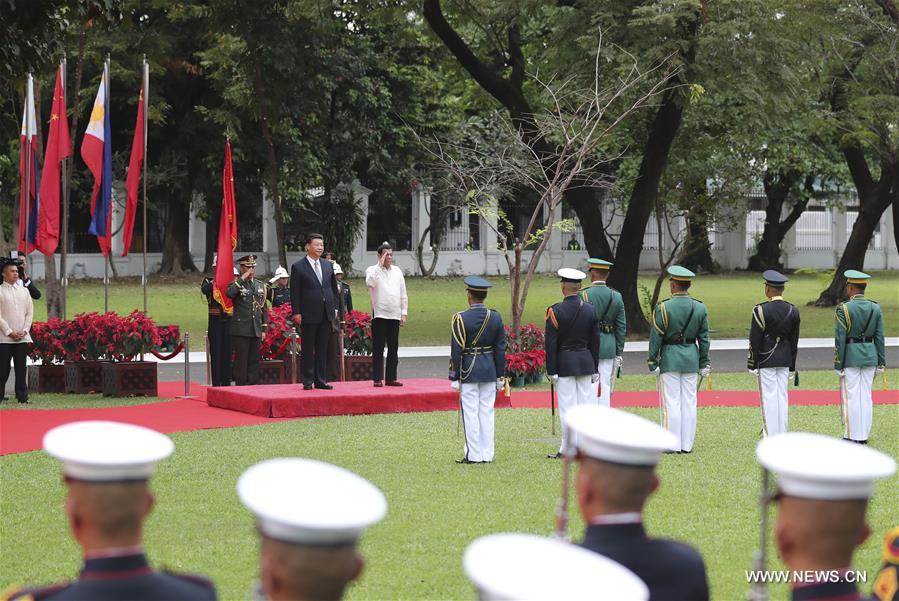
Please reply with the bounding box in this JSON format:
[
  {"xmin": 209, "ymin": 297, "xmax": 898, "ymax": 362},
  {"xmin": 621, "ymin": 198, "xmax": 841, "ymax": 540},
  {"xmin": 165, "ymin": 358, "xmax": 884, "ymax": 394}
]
[
  {"xmin": 267, "ymin": 336, "xmax": 294, "ymax": 359},
  {"xmin": 150, "ymin": 342, "xmax": 184, "ymax": 361}
]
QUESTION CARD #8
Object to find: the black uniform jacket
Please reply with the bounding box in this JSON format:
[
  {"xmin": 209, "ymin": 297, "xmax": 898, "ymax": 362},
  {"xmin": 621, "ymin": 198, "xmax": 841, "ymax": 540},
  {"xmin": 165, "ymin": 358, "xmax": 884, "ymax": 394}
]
[
  {"xmin": 748, "ymin": 297, "xmax": 800, "ymax": 371},
  {"xmin": 582, "ymin": 522, "xmax": 710, "ymax": 601},
  {"xmin": 545, "ymin": 294, "xmax": 599, "ymax": 377}
]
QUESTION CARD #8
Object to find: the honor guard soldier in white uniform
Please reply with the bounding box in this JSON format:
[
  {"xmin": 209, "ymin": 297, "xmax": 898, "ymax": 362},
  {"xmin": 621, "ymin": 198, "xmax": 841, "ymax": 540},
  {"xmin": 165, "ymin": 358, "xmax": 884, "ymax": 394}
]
[
  {"xmin": 748, "ymin": 270, "xmax": 801, "ymax": 436},
  {"xmin": 755, "ymin": 433, "xmax": 895, "ymax": 601},
  {"xmin": 580, "ymin": 258, "xmax": 626, "ymax": 406},
  {"xmin": 564, "ymin": 405, "xmax": 710, "ymax": 601},
  {"xmin": 545, "ymin": 268, "xmax": 599, "ymax": 459},
  {"xmin": 464, "ymin": 533, "xmax": 648, "ymax": 601},
  {"xmin": 834, "ymin": 270, "xmax": 886, "ymax": 444},
  {"xmin": 449, "ymin": 276, "xmax": 506, "ymax": 464},
  {"xmin": 647, "ymin": 266, "xmax": 710, "ymax": 453},
  {"xmin": 4, "ymin": 421, "xmax": 217, "ymax": 601},
  {"xmin": 237, "ymin": 458, "xmax": 387, "ymax": 601}
]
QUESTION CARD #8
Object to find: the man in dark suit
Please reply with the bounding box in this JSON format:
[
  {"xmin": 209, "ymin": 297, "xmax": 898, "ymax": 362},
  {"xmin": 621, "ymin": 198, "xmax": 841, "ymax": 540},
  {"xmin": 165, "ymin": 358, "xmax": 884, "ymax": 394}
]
[
  {"xmin": 290, "ymin": 233, "xmax": 339, "ymax": 390},
  {"xmin": 565, "ymin": 404, "xmax": 710, "ymax": 601}
]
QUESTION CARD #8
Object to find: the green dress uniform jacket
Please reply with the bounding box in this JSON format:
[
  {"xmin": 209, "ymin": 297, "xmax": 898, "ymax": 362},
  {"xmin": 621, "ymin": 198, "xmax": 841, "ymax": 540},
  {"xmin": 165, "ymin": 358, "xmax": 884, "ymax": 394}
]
[
  {"xmin": 580, "ymin": 281, "xmax": 626, "ymax": 359},
  {"xmin": 648, "ymin": 293, "xmax": 710, "ymax": 374},
  {"xmin": 227, "ymin": 278, "xmax": 268, "ymax": 338},
  {"xmin": 834, "ymin": 294, "xmax": 885, "ymax": 369}
]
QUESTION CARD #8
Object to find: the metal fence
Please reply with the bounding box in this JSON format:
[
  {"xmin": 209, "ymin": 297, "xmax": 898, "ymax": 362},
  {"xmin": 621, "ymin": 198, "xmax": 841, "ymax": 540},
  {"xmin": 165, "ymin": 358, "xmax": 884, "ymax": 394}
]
[
  {"xmin": 847, "ymin": 209, "xmax": 883, "ymax": 250},
  {"xmin": 795, "ymin": 207, "xmax": 832, "ymax": 250}
]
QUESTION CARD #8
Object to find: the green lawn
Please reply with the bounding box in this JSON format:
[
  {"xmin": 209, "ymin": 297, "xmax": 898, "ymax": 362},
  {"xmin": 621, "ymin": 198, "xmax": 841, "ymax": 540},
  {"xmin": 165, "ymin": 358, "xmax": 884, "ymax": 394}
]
[
  {"xmin": 1, "ymin": 406, "xmax": 896, "ymax": 600},
  {"xmin": 32, "ymin": 270, "xmax": 899, "ymax": 347}
]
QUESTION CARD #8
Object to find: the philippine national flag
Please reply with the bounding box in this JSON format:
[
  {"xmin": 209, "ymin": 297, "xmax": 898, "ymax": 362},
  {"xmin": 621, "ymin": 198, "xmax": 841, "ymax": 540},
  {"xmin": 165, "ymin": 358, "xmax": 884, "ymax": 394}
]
[
  {"xmin": 81, "ymin": 63, "xmax": 113, "ymax": 256},
  {"xmin": 18, "ymin": 74, "xmax": 40, "ymax": 254}
]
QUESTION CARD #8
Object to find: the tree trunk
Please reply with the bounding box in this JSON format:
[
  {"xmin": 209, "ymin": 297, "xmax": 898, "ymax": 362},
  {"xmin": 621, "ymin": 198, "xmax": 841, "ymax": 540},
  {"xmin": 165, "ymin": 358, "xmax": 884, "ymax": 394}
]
[
  {"xmin": 748, "ymin": 170, "xmax": 806, "ymax": 271},
  {"xmin": 608, "ymin": 90, "xmax": 687, "ymax": 334},
  {"xmin": 680, "ymin": 210, "xmax": 714, "ymax": 272},
  {"xmin": 158, "ymin": 174, "xmax": 197, "ymax": 274},
  {"xmin": 565, "ymin": 186, "xmax": 612, "ymax": 259},
  {"xmin": 509, "ymin": 244, "xmax": 523, "ymax": 333}
]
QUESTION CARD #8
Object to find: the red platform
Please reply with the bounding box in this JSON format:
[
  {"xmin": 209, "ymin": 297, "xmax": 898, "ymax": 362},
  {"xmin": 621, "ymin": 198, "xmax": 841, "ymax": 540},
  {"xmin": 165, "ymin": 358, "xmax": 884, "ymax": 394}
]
[{"xmin": 206, "ymin": 378, "xmax": 512, "ymax": 418}]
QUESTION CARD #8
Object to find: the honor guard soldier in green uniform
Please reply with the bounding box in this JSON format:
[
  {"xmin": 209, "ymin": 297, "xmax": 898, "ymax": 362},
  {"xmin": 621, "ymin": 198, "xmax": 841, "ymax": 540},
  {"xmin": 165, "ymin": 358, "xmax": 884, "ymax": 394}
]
[
  {"xmin": 748, "ymin": 270, "xmax": 801, "ymax": 437},
  {"xmin": 200, "ymin": 255, "xmax": 233, "ymax": 387},
  {"xmin": 580, "ymin": 258, "xmax": 625, "ymax": 407},
  {"xmin": 546, "ymin": 268, "xmax": 600, "ymax": 459},
  {"xmin": 227, "ymin": 255, "xmax": 268, "ymax": 386},
  {"xmin": 647, "ymin": 266, "xmax": 710, "ymax": 453},
  {"xmin": 834, "ymin": 269, "xmax": 886, "ymax": 444},
  {"xmin": 449, "ymin": 276, "xmax": 506, "ymax": 464}
]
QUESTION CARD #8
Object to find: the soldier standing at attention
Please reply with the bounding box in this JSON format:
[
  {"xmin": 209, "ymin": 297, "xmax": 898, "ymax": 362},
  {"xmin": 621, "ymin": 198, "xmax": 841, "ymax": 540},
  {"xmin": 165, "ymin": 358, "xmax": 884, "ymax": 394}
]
[
  {"xmin": 545, "ymin": 268, "xmax": 599, "ymax": 459},
  {"xmin": 200, "ymin": 255, "xmax": 232, "ymax": 387},
  {"xmin": 748, "ymin": 270, "xmax": 800, "ymax": 437},
  {"xmin": 4, "ymin": 421, "xmax": 217, "ymax": 600},
  {"xmin": 227, "ymin": 254, "xmax": 268, "ymax": 386},
  {"xmin": 647, "ymin": 266, "xmax": 710, "ymax": 454},
  {"xmin": 449, "ymin": 276, "xmax": 506, "ymax": 465},
  {"xmin": 266, "ymin": 265, "xmax": 291, "ymax": 308},
  {"xmin": 834, "ymin": 269, "xmax": 886, "ymax": 444},
  {"xmin": 580, "ymin": 258, "xmax": 625, "ymax": 406}
]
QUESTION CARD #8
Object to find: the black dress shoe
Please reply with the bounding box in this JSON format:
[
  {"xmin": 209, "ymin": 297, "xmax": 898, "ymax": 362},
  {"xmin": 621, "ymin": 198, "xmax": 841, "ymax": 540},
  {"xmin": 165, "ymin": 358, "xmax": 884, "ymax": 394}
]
[
  {"xmin": 547, "ymin": 452, "xmax": 562, "ymax": 459},
  {"xmin": 315, "ymin": 383, "xmax": 333, "ymax": 390},
  {"xmin": 303, "ymin": 383, "xmax": 314, "ymax": 391},
  {"xmin": 385, "ymin": 380, "xmax": 403, "ymax": 387},
  {"xmin": 455, "ymin": 458, "xmax": 480, "ymax": 464},
  {"xmin": 17, "ymin": 399, "xmax": 30, "ymax": 404},
  {"xmin": 373, "ymin": 381, "xmax": 383, "ymax": 388}
]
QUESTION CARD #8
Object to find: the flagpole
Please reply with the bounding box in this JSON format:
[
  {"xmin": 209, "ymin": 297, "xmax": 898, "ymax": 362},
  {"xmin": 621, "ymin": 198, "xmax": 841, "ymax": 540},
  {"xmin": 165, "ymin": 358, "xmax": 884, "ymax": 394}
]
[
  {"xmin": 141, "ymin": 56, "xmax": 148, "ymax": 314},
  {"xmin": 103, "ymin": 57, "xmax": 110, "ymax": 313},
  {"xmin": 60, "ymin": 58, "xmax": 69, "ymax": 319},
  {"xmin": 23, "ymin": 73, "xmax": 33, "ymax": 258}
]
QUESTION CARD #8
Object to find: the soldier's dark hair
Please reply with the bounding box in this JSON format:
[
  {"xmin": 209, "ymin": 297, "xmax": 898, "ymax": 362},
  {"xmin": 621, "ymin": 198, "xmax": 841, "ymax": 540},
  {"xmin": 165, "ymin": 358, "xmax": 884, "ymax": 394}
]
[
  {"xmin": 377, "ymin": 242, "xmax": 393, "ymax": 255},
  {"xmin": 849, "ymin": 281, "xmax": 867, "ymax": 292},
  {"xmin": 469, "ymin": 289, "xmax": 487, "ymax": 302},
  {"xmin": 306, "ymin": 233, "xmax": 324, "ymax": 244},
  {"xmin": 672, "ymin": 279, "xmax": 691, "ymax": 292}
]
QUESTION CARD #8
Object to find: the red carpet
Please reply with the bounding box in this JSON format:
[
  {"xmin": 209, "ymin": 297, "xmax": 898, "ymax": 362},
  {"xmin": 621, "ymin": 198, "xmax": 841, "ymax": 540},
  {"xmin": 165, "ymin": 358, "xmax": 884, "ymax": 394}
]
[
  {"xmin": 509, "ymin": 389, "xmax": 899, "ymax": 408},
  {"xmin": 206, "ymin": 378, "xmax": 512, "ymax": 418}
]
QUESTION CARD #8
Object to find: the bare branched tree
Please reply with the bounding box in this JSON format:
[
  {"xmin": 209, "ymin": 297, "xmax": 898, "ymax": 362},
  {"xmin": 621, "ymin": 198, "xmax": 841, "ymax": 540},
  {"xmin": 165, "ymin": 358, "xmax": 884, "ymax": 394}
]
[{"xmin": 417, "ymin": 32, "xmax": 680, "ymax": 332}]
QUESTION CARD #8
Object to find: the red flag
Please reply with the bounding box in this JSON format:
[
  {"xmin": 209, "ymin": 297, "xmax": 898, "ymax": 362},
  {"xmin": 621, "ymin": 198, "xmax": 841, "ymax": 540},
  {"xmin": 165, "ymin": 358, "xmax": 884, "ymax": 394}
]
[
  {"xmin": 19, "ymin": 74, "xmax": 39, "ymax": 254},
  {"xmin": 36, "ymin": 65, "xmax": 72, "ymax": 256},
  {"xmin": 123, "ymin": 64, "xmax": 147, "ymax": 257},
  {"xmin": 213, "ymin": 140, "xmax": 238, "ymax": 315}
]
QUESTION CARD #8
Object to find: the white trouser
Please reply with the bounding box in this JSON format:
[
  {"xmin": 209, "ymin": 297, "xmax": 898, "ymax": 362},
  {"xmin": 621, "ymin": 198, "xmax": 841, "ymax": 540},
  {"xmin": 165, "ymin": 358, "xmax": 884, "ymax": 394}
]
[
  {"xmin": 841, "ymin": 366, "xmax": 875, "ymax": 442},
  {"xmin": 594, "ymin": 358, "xmax": 615, "ymax": 407},
  {"xmin": 557, "ymin": 375, "xmax": 594, "ymax": 454},
  {"xmin": 658, "ymin": 372, "xmax": 698, "ymax": 452},
  {"xmin": 461, "ymin": 382, "xmax": 496, "ymax": 462},
  {"xmin": 758, "ymin": 367, "xmax": 789, "ymax": 436}
]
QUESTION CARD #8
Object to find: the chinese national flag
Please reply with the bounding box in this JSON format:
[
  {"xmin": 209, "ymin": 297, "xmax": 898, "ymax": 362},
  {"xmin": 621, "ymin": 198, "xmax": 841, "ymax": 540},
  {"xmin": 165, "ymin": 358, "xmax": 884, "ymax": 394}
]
[
  {"xmin": 213, "ymin": 140, "xmax": 238, "ymax": 315},
  {"xmin": 36, "ymin": 65, "xmax": 72, "ymax": 256},
  {"xmin": 122, "ymin": 66, "xmax": 147, "ymax": 257}
]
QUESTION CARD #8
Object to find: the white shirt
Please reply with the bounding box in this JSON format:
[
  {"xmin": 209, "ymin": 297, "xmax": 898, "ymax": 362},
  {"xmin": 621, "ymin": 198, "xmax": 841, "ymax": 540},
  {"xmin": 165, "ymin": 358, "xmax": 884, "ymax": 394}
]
[
  {"xmin": 365, "ymin": 264, "xmax": 408, "ymax": 320},
  {"xmin": 0, "ymin": 281, "xmax": 34, "ymax": 343}
]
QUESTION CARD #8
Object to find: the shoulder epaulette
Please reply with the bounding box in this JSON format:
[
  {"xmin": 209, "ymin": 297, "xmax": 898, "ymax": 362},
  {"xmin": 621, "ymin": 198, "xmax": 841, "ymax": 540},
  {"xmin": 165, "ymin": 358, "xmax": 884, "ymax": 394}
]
[{"xmin": 692, "ymin": 298, "xmax": 704, "ymax": 304}]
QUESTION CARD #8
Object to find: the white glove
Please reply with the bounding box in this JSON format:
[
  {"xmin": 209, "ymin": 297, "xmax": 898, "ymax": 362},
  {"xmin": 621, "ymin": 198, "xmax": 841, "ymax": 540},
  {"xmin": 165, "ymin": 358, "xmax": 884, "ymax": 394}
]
[
  {"xmin": 550, "ymin": 374, "xmax": 559, "ymax": 383},
  {"xmin": 614, "ymin": 356, "xmax": 623, "ymax": 368},
  {"xmin": 876, "ymin": 365, "xmax": 885, "ymax": 375},
  {"xmin": 496, "ymin": 378, "xmax": 505, "ymax": 391},
  {"xmin": 650, "ymin": 366, "xmax": 660, "ymax": 375},
  {"xmin": 748, "ymin": 369, "xmax": 759, "ymax": 377},
  {"xmin": 450, "ymin": 380, "xmax": 460, "ymax": 391},
  {"xmin": 835, "ymin": 369, "xmax": 844, "ymax": 377},
  {"xmin": 699, "ymin": 366, "xmax": 711, "ymax": 378},
  {"xmin": 590, "ymin": 373, "xmax": 599, "ymax": 383}
]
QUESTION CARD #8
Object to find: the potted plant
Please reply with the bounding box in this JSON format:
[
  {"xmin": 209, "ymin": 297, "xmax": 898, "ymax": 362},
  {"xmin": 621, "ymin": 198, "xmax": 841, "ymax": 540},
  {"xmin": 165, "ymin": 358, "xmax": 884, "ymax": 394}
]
[
  {"xmin": 155, "ymin": 325, "xmax": 181, "ymax": 353},
  {"xmin": 505, "ymin": 353, "xmax": 529, "ymax": 388},
  {"xmin": 27, "ymin": 318, "xmax": 68, "ymax": 393},
  {"xmin": 260, "ymin": 305, "xmax": 295, "ymax": 384},
  {"xmin": 102, "ymin": 311, "xmax": 161, "ymax": 397},
  {"xmin": 63, "ymin": 312, "xmax": 112, "ymax": 393},
  {"xmin": 343, "ymin": 310, "xmax": 373, "ymax": 381}
]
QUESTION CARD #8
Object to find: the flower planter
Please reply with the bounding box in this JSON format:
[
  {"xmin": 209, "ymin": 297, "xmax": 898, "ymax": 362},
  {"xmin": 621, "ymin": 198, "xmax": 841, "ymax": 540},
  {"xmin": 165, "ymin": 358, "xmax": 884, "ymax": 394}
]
[
  {"xmin": 259, "ymin": 360, "xmax": 286, "ymax": 385},
  {"xmin": 65, "ymin": 361, "xmax": 108, "ymax": 394},
  {"xmin": 344, "ymin": 355, "xmax": 374, "ymax": 381},
  {"xmin": 512, "ymin": 374, "xmax": 527, "ymax": 388},
  {"xmin": 27, "ymin": 364, "xmax": 67, "ymax": 393},
  {"xmin": 102, "ymin": 362, "xmax": 158, "ymax": 397}
]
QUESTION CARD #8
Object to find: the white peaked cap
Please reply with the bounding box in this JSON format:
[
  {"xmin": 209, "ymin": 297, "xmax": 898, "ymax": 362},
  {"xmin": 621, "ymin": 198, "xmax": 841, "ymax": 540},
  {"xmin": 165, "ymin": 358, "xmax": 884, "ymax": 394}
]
[
  {"xmin": 558, "ymin": 268, "xmax": 587, "ymax": 282},
  {"xmin": 756, "ymin": 432, "xmax": 896, "ymax": 500},
  {"xmin": 565, "ymin": 405, "xmax": 678, "ymax": 465},
  {"xmin": 237, "ymin": 458, "xmax": 387, "ymax": 545},
  {"xmin": 43, "ymin": 421, "xmax": 174, "ymax": 481},
  {"xmin": 464, "ymin": 533, "xmax": 648, "ymax": 601}
]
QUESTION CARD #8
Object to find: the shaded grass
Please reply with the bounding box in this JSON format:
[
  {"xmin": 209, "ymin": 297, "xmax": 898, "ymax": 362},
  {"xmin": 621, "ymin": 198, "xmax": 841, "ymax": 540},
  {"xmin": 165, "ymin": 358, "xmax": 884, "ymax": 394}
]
[
  {"xmin": 0, "ymin": 393, "xmax": 172, "ymax": 410},
  {"xmin": 30, "ymin": 271, "xmax": 899, "ymax": 347},
  {"xmin": 1, "ymin": 406, "xmax": 896, "ymax": 600}
]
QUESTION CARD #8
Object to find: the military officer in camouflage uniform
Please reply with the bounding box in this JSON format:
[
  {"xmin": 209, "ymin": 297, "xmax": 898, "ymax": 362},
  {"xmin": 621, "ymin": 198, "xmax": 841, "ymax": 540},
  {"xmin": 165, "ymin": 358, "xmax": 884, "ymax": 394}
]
[
  {"xmin": 580, "ymin": 258, "xmax": 625, "ymax": 407},
  {"xmin": 747, "ymin": 270, "xmax": 800, "ymax": 437},
  {"xmin": 449, "ymin": 276, "xmax": 506, "ymax": 464},
  {"xmin": 227, "ymin": 255, "xmax": 268, "ymax": 386},
  {"xmin": 647, "ymin": 266, "xmax": 710, "ymax": 453},
  {"xmin": 200, "ymin": 255, "xmax": 233, "ymax": 387},
  {"xmin": 546, "ymin": 268, "xmax": 599, "ymax": 459},
  {"xmin": 834, "ymin": 269, "xmax": 886, "ymax": 444}
]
